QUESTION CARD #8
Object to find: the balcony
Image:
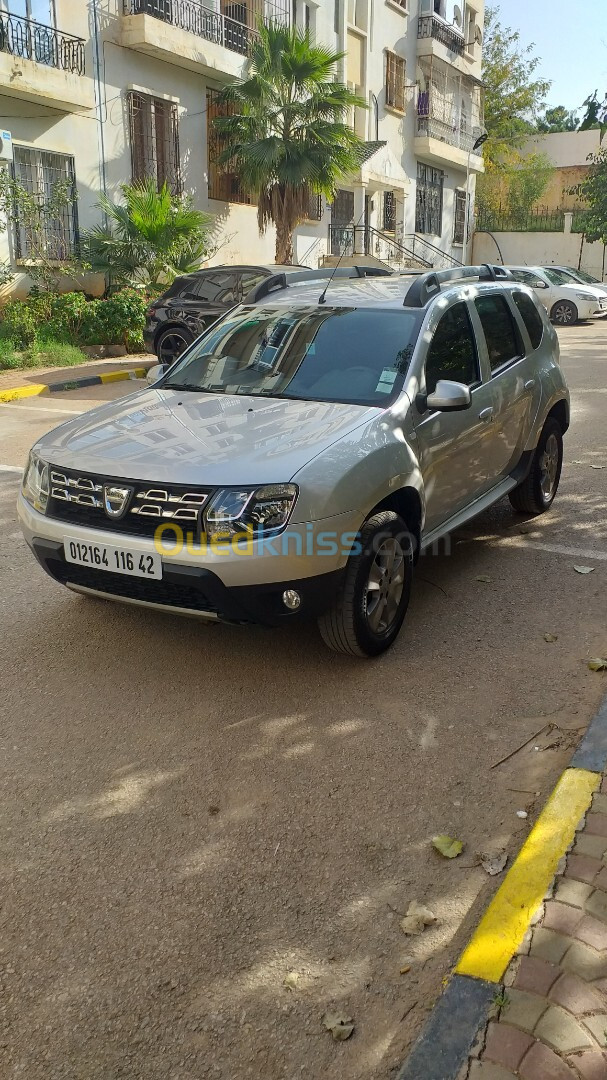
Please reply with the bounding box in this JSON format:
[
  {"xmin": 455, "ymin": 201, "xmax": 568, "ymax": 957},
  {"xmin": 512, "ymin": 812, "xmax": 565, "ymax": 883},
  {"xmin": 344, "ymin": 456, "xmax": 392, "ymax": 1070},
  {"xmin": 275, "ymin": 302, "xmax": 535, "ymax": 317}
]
[
  {"xmin": 121, "ymin": 0, "xmax": 287, "ymax": 79},
  {"xmin": 417, "ymin": 12, "xmax": 478, "ymax": 75},
  {"xmin": 0, "ymin": 12, "xmax": 93, "ymax": 112},
  {"xmin": 414, "ymin": 114, "xmax": 484, "ymax": 171}
]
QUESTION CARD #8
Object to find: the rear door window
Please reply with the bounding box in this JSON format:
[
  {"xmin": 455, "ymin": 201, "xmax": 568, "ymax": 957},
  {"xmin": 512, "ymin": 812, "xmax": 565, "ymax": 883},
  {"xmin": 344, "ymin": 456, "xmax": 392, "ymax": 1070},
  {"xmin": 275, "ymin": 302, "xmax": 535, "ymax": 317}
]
[
  {"xmin": 512, "ymin": 290, "xmax": 544, "ymax": 350},
  {"xmin": 474, "ymin": 294, "xmax": 523, "ymax": 372},
  {"xmin": 191, "ymin": 272, "xmax": 240, "ymax": 304}
]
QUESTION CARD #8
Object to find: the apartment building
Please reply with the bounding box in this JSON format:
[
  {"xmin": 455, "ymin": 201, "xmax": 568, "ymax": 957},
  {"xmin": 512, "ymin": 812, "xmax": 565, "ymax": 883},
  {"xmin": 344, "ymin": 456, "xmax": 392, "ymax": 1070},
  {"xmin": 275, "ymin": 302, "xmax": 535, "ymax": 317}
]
[{"xmin": 0, "ymin": 0, "xmax": 484, "ymax": 295}]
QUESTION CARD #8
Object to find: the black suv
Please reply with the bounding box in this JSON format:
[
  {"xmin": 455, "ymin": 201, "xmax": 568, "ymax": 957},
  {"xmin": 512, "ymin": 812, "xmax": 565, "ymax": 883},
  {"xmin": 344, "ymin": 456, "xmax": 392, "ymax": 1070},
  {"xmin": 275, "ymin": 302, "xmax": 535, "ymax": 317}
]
[{"xmin": 144, "ymin": 264, "xmax": 311, "ymax": 364}]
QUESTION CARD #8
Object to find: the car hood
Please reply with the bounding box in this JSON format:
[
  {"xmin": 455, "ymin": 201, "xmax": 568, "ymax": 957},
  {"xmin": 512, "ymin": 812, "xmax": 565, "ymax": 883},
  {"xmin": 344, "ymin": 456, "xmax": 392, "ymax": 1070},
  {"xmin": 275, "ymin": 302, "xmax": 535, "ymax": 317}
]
[
  {"xmin": 559, "ymin": 283, "xmax": 607, "ymax": 300},
  {"xmin": 35, "ymin": 388, "xmax": 380, "ymax": 486}
]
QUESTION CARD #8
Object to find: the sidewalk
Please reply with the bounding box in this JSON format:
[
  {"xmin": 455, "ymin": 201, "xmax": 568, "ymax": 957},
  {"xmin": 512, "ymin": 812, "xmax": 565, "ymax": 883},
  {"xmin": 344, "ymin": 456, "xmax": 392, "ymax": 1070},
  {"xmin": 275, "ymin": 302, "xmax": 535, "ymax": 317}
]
[
  {"xmin": 468, "ymin": 778, "xmax": 607, "ymax": 1080},
  {"xmin": 0, "ymin": 354, "xmax": 155, "ymax": 395}
]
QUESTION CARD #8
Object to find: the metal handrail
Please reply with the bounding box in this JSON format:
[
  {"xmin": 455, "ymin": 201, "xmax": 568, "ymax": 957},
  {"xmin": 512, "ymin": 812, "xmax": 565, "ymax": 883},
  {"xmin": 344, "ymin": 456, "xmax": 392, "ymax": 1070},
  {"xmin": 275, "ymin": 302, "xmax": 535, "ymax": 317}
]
[
  {"xmin": 417, "ymin": 14, "xmax": 465, "ymax": 56},
  {"xmin": 328, "ymin": 225, "xmax": 432, "ymax": 268},
  {"xmin": 0, "ymin": 11, "xmax": 85, "ymax": 74},
  {"xmin": 402, "ymin": 234, "xmax": 463, "ymax": 268},
  {"xmin": 123, "ymin": 0, "xmax": 261, "ymax": 57}
]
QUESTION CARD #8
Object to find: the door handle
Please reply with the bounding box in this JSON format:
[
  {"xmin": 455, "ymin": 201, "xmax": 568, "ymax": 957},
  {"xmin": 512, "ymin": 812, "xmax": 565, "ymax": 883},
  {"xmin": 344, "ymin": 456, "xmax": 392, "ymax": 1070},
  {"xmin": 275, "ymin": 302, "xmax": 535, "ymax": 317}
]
[
  {"xmin": 524, "ymin": 379, "xmax": 536, "ymax": 390},
  {"xmin": 479, "ymin": 407, "xmax": 494, "ymax": 422}
]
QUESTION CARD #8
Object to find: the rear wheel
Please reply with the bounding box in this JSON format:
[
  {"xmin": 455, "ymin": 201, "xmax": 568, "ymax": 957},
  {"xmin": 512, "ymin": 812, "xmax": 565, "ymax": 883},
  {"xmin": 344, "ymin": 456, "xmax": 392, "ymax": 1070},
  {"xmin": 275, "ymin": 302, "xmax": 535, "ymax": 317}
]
[
  {"xmin": 318, "ymin": 511, "xmax": 413, "ymax": 657},
  {"xmin": 550, "ymin": 299, "xmax": 578, "ymax": 326},
  {"xmin": 156, "ymin": 326, "xmax": 193, "ymax": 366},
  {"xmin": 509, "ymin": 417, "xmax": 563, "ymax": 515}
]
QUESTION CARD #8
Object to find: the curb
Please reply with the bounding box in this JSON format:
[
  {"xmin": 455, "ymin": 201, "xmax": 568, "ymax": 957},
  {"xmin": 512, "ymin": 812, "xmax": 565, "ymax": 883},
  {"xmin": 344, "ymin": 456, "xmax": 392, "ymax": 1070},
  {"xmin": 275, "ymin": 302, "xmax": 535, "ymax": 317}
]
[
  {"xmin": 397, "ymin": 687, "xmax": 607, "ymax": 1080},
  {"xmin": 0, "ymin": 366, "xmax": 150, "ymax": 404}
]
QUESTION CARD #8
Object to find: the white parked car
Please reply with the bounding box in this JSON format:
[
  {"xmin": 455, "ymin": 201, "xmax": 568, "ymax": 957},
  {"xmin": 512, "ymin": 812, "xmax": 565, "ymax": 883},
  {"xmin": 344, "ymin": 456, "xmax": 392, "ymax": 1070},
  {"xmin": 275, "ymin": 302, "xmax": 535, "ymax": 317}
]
[
  {"xmin": 504, "ymin": 265, "xmax": 607, "ymax": 325},
  {"xmin": 545, "ymin": 266, "xmax": 607, "ymax": 297}
]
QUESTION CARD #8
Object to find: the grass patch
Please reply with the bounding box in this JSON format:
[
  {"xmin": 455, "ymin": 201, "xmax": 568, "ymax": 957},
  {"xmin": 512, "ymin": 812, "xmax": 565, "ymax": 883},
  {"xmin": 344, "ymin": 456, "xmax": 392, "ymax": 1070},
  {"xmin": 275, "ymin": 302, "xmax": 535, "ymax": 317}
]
[{"xmin": 0, "ymin": 337, "xmax": 87, "ymax": 372}]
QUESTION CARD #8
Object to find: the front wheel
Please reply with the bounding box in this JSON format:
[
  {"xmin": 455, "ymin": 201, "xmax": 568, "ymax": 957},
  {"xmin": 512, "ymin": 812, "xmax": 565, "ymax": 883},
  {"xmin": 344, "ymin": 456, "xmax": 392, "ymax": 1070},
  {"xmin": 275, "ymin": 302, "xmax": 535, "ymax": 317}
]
[
  {"xmin": 156, "ymin": 326, "xmax": 193, "ymax": 366},
  {"xmin": 550, "ymin": 299, "xmax": 578, "ymax": 326},
  {"xmin": 509, "ymin": 417, "xmax": 563, "ymax": 515},
  {"xmin": 318, "ymin": 511, "xmax": 413, "ymax": 657}
]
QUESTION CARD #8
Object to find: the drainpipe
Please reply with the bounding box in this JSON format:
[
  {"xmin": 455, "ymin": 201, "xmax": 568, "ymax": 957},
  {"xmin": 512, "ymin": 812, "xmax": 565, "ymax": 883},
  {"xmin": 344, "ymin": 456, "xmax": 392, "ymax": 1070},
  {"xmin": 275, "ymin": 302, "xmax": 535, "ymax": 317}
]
[{"xmin": 91, "ymin": 0, "xmax": 108, "ymax": 207}]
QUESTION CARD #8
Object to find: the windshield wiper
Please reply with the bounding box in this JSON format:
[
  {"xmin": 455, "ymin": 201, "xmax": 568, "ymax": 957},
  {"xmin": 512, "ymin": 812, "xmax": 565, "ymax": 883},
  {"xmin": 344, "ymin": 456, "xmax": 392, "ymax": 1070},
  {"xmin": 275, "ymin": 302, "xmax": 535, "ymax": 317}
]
[{"xmin": 162, "ymin": 382, "xmax": 224, "ymax": 394}]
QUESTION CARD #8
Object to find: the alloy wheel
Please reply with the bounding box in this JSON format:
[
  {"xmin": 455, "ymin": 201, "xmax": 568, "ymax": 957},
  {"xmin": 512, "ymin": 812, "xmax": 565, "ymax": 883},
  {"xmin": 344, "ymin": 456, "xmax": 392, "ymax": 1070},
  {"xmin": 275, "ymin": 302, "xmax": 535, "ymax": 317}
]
[
  {"xmin": 158, "ymin": 331, "xmax": 190, "ymax": 365},
  {"xmin": 540, "ymin": 432, "xmax": 560, "ymax": 501},
  {"xmin": 365, "ymin": 537, "xmax": 406, "ymax": 635}
]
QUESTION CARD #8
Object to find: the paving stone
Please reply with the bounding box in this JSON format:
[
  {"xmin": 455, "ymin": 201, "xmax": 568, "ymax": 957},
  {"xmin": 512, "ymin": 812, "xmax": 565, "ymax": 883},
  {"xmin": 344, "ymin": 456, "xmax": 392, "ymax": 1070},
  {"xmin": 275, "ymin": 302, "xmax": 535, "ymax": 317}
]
[
  {"xmin": 535, "ymin": 1004, "xmax": 594, "ymax": 1052},
  {"xmin": 569, "ymin": 1050, "xmax": 607, "ymax": 1079},
  {"xmin": 500, "ymin": 988, "xmax": 547, "ymax": 1032},
  {"xmin": 581, "ymin": 1013, "xmax": 607, "ymax": 1046},
  {"xmin": 468, "ymin": 1062, "xmax": 518, "ymax": 1080},
  {"xmin": 586, "ymin": 890, "xmax": 607, "ymax": 926},
  {"xmin": 514, "ymin": 955, "xmax": 561, "ymax": 997},
  {"xmin": 529, "ymin": 928, "xmax": 571, "ymax": 965},
  {"xmin": 593, "ymin": 978, "xmax": 607, "ymax": 998},
  {"xmin": 576, "ymin": 914, "xmax": 607, "ymax": 952},
  {"xmin": 567, "ymin": 854, "xmax": 603, "ymax": 884},
  {"xmin": 575, "ymin": 835, "xmax": 607, "ymax": 860},
  {"xmin": 543, "ymin": 901, "xmax": 583, "ymax": 936},
  {"xmin": 586, "ymin": 815, "xmax": 607, "ymax": 839},
  {"xmin": 595, "ymin": 867, "xmax": 607, "ymax": 891},
  {"xmin": 519, "ymin": 1041, "xmax": 581, "ymax": 1080},
  {"xmin": 562, "ymin": 941, "xmax": 607, "ymax": 981},
  {"xmin": 483, "ymin": 1023, "xmax": 535, "ymax": 1071},
  {"xmin": 593, "ymin": 794, "xmax": 607, "ymax": 814},
  {"xmin": 602, "ymin": 776, "xmax": 607, "ymax": 795},
  {"xmin": 549, "ymin": 972, "xmax": 606, "ymax": 1016},
  {"xmin": 556, "ymin": 878, "xmax": 595, "ymax": 909}
]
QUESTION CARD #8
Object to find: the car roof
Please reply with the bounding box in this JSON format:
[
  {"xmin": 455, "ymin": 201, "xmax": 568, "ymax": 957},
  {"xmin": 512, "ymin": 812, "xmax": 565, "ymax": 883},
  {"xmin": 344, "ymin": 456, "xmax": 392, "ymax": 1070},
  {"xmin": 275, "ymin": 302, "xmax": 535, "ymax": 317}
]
[{"xmin": 175, "ymin": 264, "xmax": 308, "ymax": 281}]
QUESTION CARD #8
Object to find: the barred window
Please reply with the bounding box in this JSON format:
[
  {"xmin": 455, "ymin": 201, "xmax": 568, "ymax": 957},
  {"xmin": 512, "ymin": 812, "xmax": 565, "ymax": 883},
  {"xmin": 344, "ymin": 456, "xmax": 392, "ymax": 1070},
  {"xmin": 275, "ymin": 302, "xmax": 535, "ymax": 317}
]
[
  {"xmin": 127, "ymin": 90, "xmax": 181, "ymax": 194},
  {"xmin": 305, "ymin": 190, "xmax": 322, "ymax": 221},
  {"xmin": 383, "ymin": 190, "xmax": 396, "ymax": 232},
  {"xmin": 206, "ymin": 89, "xmax": 253, "ymax": 204},
  {"xmin": 415, "ymin": 162, "xmax": 444, "ymax": 236},
  {"xmin": 12, "ymin": 146, "xmax": 78, "ymax": 260},
  {"xmin": 453, "ymin": 189, "xmax": 467, "ymax": 245},
  {"xmin": 386, "ymin": 51, "xmax": 406, "ymax": 112}
]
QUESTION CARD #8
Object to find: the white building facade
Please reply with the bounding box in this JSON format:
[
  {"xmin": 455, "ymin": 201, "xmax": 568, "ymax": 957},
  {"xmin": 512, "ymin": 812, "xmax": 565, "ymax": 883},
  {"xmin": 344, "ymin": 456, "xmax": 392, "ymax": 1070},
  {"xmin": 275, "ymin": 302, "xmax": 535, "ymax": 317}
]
[{"xmin": 0, "ymin": 0, "xmax": 484, "ymax": 294}]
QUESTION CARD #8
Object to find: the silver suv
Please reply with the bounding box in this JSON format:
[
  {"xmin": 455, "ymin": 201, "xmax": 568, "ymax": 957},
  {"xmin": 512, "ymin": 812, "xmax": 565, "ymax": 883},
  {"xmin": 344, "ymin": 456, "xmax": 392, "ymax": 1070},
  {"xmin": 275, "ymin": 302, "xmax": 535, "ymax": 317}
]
[{"xmin": 19, "ymin": 266, "xmax": 569, "ymax": 657}]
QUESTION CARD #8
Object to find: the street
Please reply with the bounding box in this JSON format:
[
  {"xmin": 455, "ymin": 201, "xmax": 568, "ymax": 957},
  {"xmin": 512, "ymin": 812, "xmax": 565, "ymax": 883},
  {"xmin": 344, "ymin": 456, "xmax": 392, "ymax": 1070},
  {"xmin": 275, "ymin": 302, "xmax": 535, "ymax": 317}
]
[{"xmin": 0, "ymin": 325, "xmax": 606, "ymax": 1080}]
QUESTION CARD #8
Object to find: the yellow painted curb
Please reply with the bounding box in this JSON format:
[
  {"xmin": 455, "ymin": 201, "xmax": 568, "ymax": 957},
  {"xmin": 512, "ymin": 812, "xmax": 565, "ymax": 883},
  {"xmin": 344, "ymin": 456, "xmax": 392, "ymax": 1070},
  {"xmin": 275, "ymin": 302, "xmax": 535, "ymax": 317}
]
[
  {"xmin": 0, "ymin": 383, "xmax": 49, "ymax": 403},
  {"xmin": 456, "ymin": 767, "xmax": 599, "ymax": 983},
  {"xmin": 99, "ymin": 368, "xmax": 147, "ymax": 384}
]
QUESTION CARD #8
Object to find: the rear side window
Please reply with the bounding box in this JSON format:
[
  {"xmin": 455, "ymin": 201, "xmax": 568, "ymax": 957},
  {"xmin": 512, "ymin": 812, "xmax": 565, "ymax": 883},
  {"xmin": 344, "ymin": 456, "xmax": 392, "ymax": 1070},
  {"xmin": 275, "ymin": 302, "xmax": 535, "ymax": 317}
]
[
  {"xmin": 474, "ymin": 294, "xmax": 522, "ymax": 372},
  {"xmin": 512, "ymin": 290, "xmax": 544, "ymax": 350},
  {"xmin": 425, "ymin": 301, "xmax": 479, "ymax": 394}
]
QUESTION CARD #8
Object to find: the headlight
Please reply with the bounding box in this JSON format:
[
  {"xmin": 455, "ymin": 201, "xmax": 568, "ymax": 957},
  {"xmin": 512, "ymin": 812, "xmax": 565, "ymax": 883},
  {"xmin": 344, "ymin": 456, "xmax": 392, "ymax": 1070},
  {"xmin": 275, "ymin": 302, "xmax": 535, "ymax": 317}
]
[
  {"xmin": 576, "ymin": 292, "xmax": 597, "ymax": 301},
  {"xmin": 205, "ymin": 484, "xmax": 298, "ymax": 539},
  {"xmin": 22, "ymin": 451, "xmax": 49, "ymax": 513}
]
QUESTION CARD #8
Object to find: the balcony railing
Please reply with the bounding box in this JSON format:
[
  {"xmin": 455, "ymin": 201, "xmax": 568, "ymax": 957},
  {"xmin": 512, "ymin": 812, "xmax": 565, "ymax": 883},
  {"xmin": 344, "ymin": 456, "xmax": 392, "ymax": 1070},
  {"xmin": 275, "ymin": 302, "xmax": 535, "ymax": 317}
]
[
  {"xmin": 0, "ymin": 11, "xmax": 85, "ymax": 74},
  {"xmin": 124, "ymin": 0, "xmax": 289, "ymax": 57},
  {"xmin": 416, "ymin": 113, "xmax": 482, "ymax": 155},
  {"xmin": 417, "ymin": 14, "xmax": 465, "ymax": 57}
]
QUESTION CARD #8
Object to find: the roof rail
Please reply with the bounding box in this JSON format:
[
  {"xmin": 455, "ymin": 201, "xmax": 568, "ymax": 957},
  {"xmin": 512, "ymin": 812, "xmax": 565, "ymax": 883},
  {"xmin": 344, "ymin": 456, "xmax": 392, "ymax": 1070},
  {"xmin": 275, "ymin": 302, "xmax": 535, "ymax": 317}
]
[
  {"xmin": 245, "ymin": 264, "xmax": 392, "ymax": 303},
  {"xmin": 402, "ymin": 264, "xmax": 513, "ymax": 308}
]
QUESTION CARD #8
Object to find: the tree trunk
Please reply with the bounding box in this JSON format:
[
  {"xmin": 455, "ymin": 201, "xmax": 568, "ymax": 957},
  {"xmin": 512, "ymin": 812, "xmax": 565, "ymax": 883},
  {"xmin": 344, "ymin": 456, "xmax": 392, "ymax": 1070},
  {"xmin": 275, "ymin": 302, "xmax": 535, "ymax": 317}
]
[{"xmin": 275, "ymin": 222, "xmax": 294, "ymax": 265}]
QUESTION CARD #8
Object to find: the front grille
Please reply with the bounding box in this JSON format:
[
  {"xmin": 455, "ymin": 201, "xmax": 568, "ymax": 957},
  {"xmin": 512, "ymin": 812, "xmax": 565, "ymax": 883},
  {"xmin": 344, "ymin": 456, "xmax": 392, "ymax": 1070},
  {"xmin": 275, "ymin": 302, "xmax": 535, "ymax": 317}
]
[
  {"xmin": 47, "ymin": 466, "xmax": 213, "ymax": 539},
  {"xmin": 48, "ymin": 560, "xmax": 219, "ymax": 614}
]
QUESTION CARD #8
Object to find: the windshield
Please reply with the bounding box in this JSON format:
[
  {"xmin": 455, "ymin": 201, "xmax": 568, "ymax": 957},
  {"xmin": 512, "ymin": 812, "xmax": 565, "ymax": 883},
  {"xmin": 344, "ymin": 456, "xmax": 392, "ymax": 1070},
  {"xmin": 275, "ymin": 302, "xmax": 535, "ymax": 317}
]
[
  {"xmin": 554, "ymin": 267, "xmax": 601, "ymax": 286},
  {"xmin": 161, "ymin": 305, "xmax": 421, "ymax": 407},
  {"xmin": 543, "ymin": 267, "xmax": 583, "ymax": 286}
]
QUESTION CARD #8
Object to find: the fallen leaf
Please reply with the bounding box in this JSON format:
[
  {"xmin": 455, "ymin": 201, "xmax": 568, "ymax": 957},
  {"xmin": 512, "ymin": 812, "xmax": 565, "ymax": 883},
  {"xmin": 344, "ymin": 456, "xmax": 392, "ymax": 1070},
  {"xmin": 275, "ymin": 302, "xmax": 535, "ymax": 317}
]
[
  {"xmin": 543, "ymin": 633, "xmax": 558, "ymax": 643},
  {"xmin": 432, "ymin": 834, "xmax": 464, "ymax": 859},
  {"xmin": 574, "ymin": 565, "xmax": 595, "ymax": 574},
  {"xmin": 400, "ymin": 901, "xmax": 438, "ymax": 936},
  {"xmin": 588, "ymin": 658, "xmax": 607, "ymax": 672},
  {"xmin": 283, "ymin": 972, "xmax": 299, "ymax": 991},
  {"xmin": 400, "ymin": 965, "xmax": 411, "ymax": 975},
  {"xmin": 476, "ymin": 575, "xmax": 491, "ymax": 583},
  {"xmin": 479, "ymin": 851, "xmax": 508, "ymax": 876},
  {"xmin": 590, "ymin": 464, "xmax": 606, "ymax": 469},
  {"xmin": 322, "ymin": 1010, "xmax": 354, "ymax": 1041}
]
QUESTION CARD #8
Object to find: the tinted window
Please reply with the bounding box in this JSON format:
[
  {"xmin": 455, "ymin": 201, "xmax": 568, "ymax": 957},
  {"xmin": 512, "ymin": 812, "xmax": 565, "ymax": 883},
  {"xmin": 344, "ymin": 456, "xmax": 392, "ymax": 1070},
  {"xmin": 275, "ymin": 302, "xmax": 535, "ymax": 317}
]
[
  {"xmin": 512, "ymin": 290, "xmax": 544, "ymax": 350},
  {"xmin": 189, "ymin": 272, "xmax": 240, "ymax": 304},
  {"xmin": 162, "ymin": 306, "xmax": 420, "ymax": 407},
  {"xmin": 510, "ymin": 269, "xmax": 542, "ymax": 287},
  {"xmin": 425, "ymin": 302, "xmax": 479, "ymax": 395},
  {"xmin": 475, "ymin": 294, "xmax": 522, "ymax": 372}
]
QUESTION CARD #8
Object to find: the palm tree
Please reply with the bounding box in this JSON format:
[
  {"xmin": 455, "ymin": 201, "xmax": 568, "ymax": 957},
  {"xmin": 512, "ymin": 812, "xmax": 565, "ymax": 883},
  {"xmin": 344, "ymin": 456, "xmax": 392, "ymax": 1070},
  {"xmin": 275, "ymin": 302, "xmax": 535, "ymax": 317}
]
[
  {"xmin": 86, "ymin": 180, "xmax": 213, "ymax": 294},
  {"xmin": 213, "ymin": 23, "xmax": 367, "ymax": 265}
]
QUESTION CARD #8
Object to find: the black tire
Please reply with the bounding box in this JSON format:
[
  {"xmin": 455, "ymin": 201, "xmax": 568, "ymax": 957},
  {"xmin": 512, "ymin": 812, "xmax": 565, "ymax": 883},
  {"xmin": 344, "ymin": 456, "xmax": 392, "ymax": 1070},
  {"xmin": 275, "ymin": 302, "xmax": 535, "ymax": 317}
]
[
  {"xmin": 550, "ymin": 299, "xmax": 578, "ymax": 326},
  {"xmin": 509, "ymin": 417, "xmax": 563, "ymax": 515},
  {"xmin": 318, "ymin": 511, "xmax": 413, "ymax": 658},
  {"xmin": 156, "ymin": 326, "xmax": 193, "ymax": 366}
]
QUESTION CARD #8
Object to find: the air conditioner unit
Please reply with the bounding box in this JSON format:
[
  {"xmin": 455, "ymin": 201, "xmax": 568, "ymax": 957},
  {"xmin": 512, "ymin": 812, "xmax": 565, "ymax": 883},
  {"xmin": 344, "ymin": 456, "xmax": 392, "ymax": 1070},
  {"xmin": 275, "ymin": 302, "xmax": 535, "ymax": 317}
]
[{"xmin": 0, "ymin": 130, "xmax": 13, "ymax": 163}]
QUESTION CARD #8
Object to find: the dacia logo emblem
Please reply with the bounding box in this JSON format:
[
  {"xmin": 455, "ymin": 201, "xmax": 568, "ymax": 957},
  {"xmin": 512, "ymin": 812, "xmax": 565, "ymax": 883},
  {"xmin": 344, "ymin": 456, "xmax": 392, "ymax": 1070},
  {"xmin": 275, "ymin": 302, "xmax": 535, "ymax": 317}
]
[{"xmin": 103, "ymin": 484, "xmax": 132, "ymax": 519}]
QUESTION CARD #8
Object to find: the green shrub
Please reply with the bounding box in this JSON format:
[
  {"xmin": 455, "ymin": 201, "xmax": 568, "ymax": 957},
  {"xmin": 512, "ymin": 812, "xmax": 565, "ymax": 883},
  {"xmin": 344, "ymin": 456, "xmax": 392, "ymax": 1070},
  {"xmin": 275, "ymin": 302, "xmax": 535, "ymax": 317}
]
[
  {"xmin": 43, "ymin": 292, "xmax": 89, "ymax": 342},
  {"xmin": 0, "ymin": 337, "xmax": 20, "ymax": 370},
  {"xmin": 80, "ymin": 289, "xmax": 147, "ymax": 350},
  {"xmin": 0, "ymin": 295, "xmax": 52, "ymax": 348},
  {"xmin": 28, "ymin": 339, "xmax": 87, "ymax": 368},
  {"xmin": 0, "ymin": 287, "xmax": 148, "ymax": 355}
]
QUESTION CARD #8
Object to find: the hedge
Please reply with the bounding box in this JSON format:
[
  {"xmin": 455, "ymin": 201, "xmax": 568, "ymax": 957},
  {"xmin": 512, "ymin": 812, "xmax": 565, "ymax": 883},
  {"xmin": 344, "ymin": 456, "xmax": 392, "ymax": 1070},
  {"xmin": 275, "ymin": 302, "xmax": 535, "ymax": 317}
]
[{"xmin": 0, "ymin": 289, "xmax": 149, "ymax": 352}]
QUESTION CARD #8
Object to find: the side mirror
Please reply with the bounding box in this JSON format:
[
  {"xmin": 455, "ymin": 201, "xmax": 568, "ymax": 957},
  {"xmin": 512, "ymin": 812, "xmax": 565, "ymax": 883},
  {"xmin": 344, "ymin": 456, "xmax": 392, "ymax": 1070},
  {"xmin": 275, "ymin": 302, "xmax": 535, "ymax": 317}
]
[
  {"xmin": 532, "ymin": 280, "xmax": 548, "ymax": 289},
  {"xmin": 423, "ymin": 380, "xmax": 472, "ymax": 412},
  {"xmin": 146, "ymin": 363, "xmax": 167, "ymax": 385}
]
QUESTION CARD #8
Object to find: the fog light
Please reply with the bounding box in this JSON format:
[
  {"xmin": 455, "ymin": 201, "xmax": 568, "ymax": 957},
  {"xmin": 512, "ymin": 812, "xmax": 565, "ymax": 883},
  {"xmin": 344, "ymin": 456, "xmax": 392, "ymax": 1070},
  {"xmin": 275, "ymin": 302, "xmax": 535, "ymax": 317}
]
[{"xmin": 282, "ymin": 589, "xmax": 301, "ymax": 611}]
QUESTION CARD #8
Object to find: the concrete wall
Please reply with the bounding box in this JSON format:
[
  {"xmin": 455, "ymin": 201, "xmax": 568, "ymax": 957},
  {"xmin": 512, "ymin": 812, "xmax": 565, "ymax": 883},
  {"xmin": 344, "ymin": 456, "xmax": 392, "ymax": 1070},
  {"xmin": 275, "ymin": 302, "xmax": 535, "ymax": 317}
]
[{"xmin": 472, "ymin": 227, "xmax": 606, "ymax": 282}]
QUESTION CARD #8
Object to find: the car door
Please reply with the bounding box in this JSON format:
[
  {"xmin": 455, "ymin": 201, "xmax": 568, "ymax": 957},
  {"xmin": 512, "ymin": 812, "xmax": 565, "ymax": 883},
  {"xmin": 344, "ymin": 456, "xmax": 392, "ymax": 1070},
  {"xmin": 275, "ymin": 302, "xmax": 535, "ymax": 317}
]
[
  {"xmin": 413, "ymin": 299, "xmax": 497, "ymax": 533},
  {"xmin": 509, "ymin": 268, "xmax": 553, "ymax": 312},
  {"xmin": 470, "ymin": 290, "xmax": 542, "ymax": 482}
]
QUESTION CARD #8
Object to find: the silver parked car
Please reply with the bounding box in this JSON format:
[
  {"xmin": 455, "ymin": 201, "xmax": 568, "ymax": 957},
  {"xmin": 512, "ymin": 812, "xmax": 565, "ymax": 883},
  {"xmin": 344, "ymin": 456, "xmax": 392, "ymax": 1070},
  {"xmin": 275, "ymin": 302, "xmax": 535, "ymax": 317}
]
[{"xmin": 19, "ymin": 266, "xmax": 569, "ymax": 657}]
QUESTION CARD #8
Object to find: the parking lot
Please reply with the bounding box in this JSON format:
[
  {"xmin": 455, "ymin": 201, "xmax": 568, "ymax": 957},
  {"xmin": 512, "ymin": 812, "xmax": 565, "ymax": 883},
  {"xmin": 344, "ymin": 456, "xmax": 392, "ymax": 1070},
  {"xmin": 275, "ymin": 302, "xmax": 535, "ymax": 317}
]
[{"xmin": 0, "ymin": 323, "xmax": 606, "ymax": 1079}]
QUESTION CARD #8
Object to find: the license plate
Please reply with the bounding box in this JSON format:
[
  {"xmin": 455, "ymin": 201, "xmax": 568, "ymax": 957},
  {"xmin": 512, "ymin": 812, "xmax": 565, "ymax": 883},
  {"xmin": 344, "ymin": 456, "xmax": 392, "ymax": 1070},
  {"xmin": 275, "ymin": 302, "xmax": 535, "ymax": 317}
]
[{"xmin": 64, "ymin": 536, "xmax": 162, "ymax": 579}]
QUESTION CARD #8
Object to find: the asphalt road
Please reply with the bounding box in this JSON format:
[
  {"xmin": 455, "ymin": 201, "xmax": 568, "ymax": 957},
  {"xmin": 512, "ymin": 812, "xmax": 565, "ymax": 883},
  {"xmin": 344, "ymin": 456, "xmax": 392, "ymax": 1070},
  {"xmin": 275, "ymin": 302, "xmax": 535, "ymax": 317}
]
[{"xmin": 1, "ymin": 327, "xmax": 606, "ymax": 1080}]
